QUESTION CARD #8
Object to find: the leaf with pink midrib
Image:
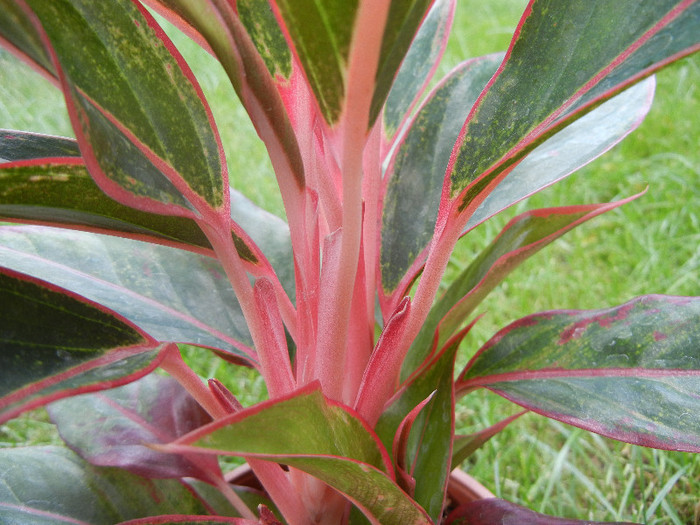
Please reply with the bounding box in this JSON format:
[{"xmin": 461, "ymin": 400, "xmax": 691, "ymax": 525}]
[
  {"xmin": 458, "ymin": 295, "xmax": 700, "ymax": 452},
  {"xmin": 20, "ymin": 0, "xmax": 229, "ymax": 222}
]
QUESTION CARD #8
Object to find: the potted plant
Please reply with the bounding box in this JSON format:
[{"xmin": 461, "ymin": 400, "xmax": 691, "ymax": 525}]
[{"xmin": 0, "ymin": 0, "xmax": 698, "ymax": 523}]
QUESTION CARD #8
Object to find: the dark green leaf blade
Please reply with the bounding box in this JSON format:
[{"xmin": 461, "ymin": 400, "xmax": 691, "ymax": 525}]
[
  {"xmin": 272, "ymin": 0, "xmax": 359, "ymax": 125},
  {"xmin": 0, "ymin": 267, "xmax": 165, "ymax": 423},
  {"xmin": 0, "ymin": 129, "xmax": 79, "ymax": 161},
  {"xmin": 376, "ymin": 334, "xmax": 462, "ymax": 522},
  {"xmin": 23, "ymin": 0, "xmax": 227, "ymax": 216},
  {"xmin": 380, "ymin": 54, "xmax": 653, "ymax": 301},
  {"xmin": 0, "ymin": 225, "xmax": 256, "ymax": 361},
  {"xmin": 370, "ymin": 0, "xmax": 435, "ymax": 128},
  {"xmin": 0, "ymin": 0, "xmax": 55, "ymax": 78},
  {"xmin": 0, "ymin": 446, "xmax": 210, "ymax": 521},
  {"xmin": 0, "ymin": 160, "xmax": 214, "ymax": 252},
  {"xmin": 170, "ymin": 385, "xmax": 432, "ymax": 524},
  {"xmin": 402, "ymin": 196, "xmax": 641, "ymax": 379},
  {"xmin": 458, "ymin": 296, "xmax": 700, "ymax": 452},
  {"xmin": 380, "ymin": 55, "xmax": 501, "ymax": 296},
  {"xmin": 382, "ymin": 0, "xmax": 455, "ymax": 141},
  {"xmin": 142, "ymin": 0, "xmax": 305, "ymax": 190},
  {"xmin": 448, "ymin": 0, "xmax": 700, "ymax": 206}
]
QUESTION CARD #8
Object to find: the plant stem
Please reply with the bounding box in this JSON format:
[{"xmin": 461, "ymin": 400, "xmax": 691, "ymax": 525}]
[{"xmin": 159, "ymin": 344, "xmax": 228, "ymax": 420}]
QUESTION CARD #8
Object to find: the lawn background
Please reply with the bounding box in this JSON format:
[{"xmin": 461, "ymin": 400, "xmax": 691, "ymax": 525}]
[{"xmin": 0, "ymin": 1, "xmax": 698, "ymax": 523}]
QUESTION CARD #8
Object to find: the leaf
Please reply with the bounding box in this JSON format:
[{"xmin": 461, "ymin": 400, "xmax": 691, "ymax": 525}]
[
  {"xmin": 382, "ymin": 0, "xmax": 455, "ymax": 143},
  {"xmin": 18, "ymin": 0, "xmax": 228, "ymax": 218},
  {"xmin": 458, "ymin": 295, "xmax": 700, "ymax": 452},
  {"xmin": 402, "ymin": 195, "xmax": 642, "ymax": 379},
  {"xmin": 0, "ymin": 159, "xmax": 214, "ymax": 252},
  {"xmin": 380, "ymin": 54, "xmax": 654, "ymax": 300},
  {"xmin": 272, "ymin": 0, "xmax": 359, "ymax": 125},
  {"xmin": 48, "ymin": 373, "xmax": 219, "ymax": 481},
  {"xmin": 142, "ymin": 0, "xmax": 305, "ymax": 189},
  {"xmin": 461, "ymin": 77, "xmax": 655, "ymax": 232},
  {"xmin": 447, "ymin": 1, "xmax": 700, "ymax": 209},
  {"xmin": 376, "ymin": 329, "xmax": 467, "ymax": 522},
  {"xmin": 0, "ymin": 155, "xmax": 295, "ymax": 298},
  {"xmin": 0, "ymin": 0, "xmax": 55, "ymax": 77},
  {"xmin": 0, "ymin": 446, "xmax": 211, "ymax": 522},
  {"xmin": 165, "ymin": 385, "xmax": 432, "ymax": 525},
  {"xmin": 445, "ymin": 498, "xmax": 636, "ymax": 525},
  {"xmin": 0, "ymin": 266, "xmax": 165, "ymax": 423},
  {"xmin": 0, "ymin": 225, "xmax": 256, "ymax": 361},
  {"xmin": 0, "ymin": 129, "xmax": 80, "ymax": 161},
  {"xmin": 380, "ymin": 54, "xmax": 501, "ymax": 296},
  {"xmin": 370, "ymin": 0, "xmax": 440, "ymax": 128}
]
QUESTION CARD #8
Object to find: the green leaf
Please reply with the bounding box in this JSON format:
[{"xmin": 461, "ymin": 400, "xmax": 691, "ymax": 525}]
[
  {"xmin": 380, "ymin": 55, "xmax": 501, "ymax": 294},
  {"xmin": 459, "ymin": 295, "xmax": 700, "ymax": 453},
  {"xmin": 273, "ymin": 0, "xmax": 359, "ymax": 125},
  {"xmin": 448, "ymin": 0, "xmax": 700, "ymax": 206},
  {"xmin": 402, "ymin": 197, "xmax": 640, "ymax": 379},
  {"xmin": 143, "ymin": 0, "xmax": 305, "ymax": 189},
  {"xmin": 0, "ymin": 225, "xmax": 255, "ymax": 360},
  {"xmin": 21, "ymin": 0, "xmax": 227, "ymax": 215},
  {"xmin": 172, "ymin": 386, "xmax": 431, "ymax": 524},
  {"xmin": 376, "ymin": 335, "xmax": 461, "ymax": 522},
  {"xmin": 382, "ymin": 0, "xmax": 455, "ymax": 141},
  {"xmin": 0, "ymin": 129, "xmax": 80, "ymax": 161},
  {"xmin": 0, "ymin": 0, "xmax": 54, "ymax": 77},
  {"xmin": 0, "ymin": 446, "xmax": 210, "ymax": 521},
  {"xmin": 0, "ymin": 267, "xmax": 164, "ymax": 423},
  {"xmin": 0, "ymin": 159, "xmax": 295, "ymax": 298},
  {"xmin": 369, "ymin": 0, "xmax": 435, "ymax": 128},
  {"xmin": 0, "ymin": 160, "xmax": 214, "ymax": 251},
  {"xmin": 381, "ymin": 60, "xmax": 654, "ymax": 298}
]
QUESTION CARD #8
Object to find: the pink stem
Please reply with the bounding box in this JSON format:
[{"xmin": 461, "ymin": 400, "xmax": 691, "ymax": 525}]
[
  {"xmin": 159, "ymin": 344, "xmax": 228, "ymax": 420},
  {"xmin": 314, "ymin": 0, "xmax": 392, "ymax": 401}
]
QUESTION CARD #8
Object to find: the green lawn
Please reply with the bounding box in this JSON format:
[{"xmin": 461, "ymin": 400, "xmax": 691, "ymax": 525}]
[{"xmin": 1, "ymin": 1, "xmax": 699, "ymax": 523}]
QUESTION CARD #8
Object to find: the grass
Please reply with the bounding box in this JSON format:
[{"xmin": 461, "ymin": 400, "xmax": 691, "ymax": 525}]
[{"xmin": 1, "ymin": 1, "xmax": 699, "ymax": 523}]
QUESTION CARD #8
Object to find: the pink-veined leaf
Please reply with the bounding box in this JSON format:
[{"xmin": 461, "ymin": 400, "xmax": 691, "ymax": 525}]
[
  {"xmin": 375, "ymin": 328, "xmax": 467, "ymax": 522},
  {"xmin": 445, "ymin": 498, "xmax": 636, "ymax": 525},
  {"xmin": 0, "ymin": 225, "xmax": 257, "ymax": 362},
  {"xmin": 270, "ymin": 0, "xmax": 359, "ymax": 126},
  {"xmin": 401, "ymin": 194, "xmax": 643, "ymax": 379},
  {"xmin": 381, "ymin": 0, "xmax": 455, "ymax": 147},
  {"xmin": 0, "ymin": 267, "xmax": 167, "ymax": 424},
  {"xmin": 0, "ymin": 0, "xmax": 54, "ymax": 79},
  {"xmin": 380, "ymin": 51, "xmax": 654, "ymax": 304},
  {"xmin": 0, "ymin": 129, "xmax": 79, "ymax": 161},
  {"xmin": 369, "ymin": 0, "xmax": 441, "ymax": 128},
  {"xmin": 380, "ymin": 54, "xmax": 501, "ymax": 301},
  {"xmin": 446, "ymin": 1, "xmax": 699, "ymax": 212},
  {"xmin": 0, "ymin": 446, "xmax": 212, "ymax": 521},
  {"xmin": 47, "ymin": 373, "xmax": 219, "ymax": 481},
  {"xmin": 0, "ymin": 132, "xmax": 295, "ymax": 299},
  {"xmin": 9, "ymin": 0, "xmax": 229, "ymax": 222},
  {"xmin": 161, "ymin": 385, "xmax": 432, "ymax": 525},
  {"xmin": 142, "ymin": 0, "xmax": 305, "ymax": 190},
  {"xmin": 457, "ymin": 295, "xmax": 700, "ymax": 453}
]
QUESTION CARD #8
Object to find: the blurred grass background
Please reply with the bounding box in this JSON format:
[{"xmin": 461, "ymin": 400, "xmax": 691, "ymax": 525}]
[{"xmin": 1, "ymin": 0, "xmax": 699, "ymax": 523}]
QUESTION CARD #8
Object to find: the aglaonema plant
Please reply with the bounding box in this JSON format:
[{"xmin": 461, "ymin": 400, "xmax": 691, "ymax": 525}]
[{"xmin": 0, "ymin": 0, "xmax": 698, "ymax": 523}]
